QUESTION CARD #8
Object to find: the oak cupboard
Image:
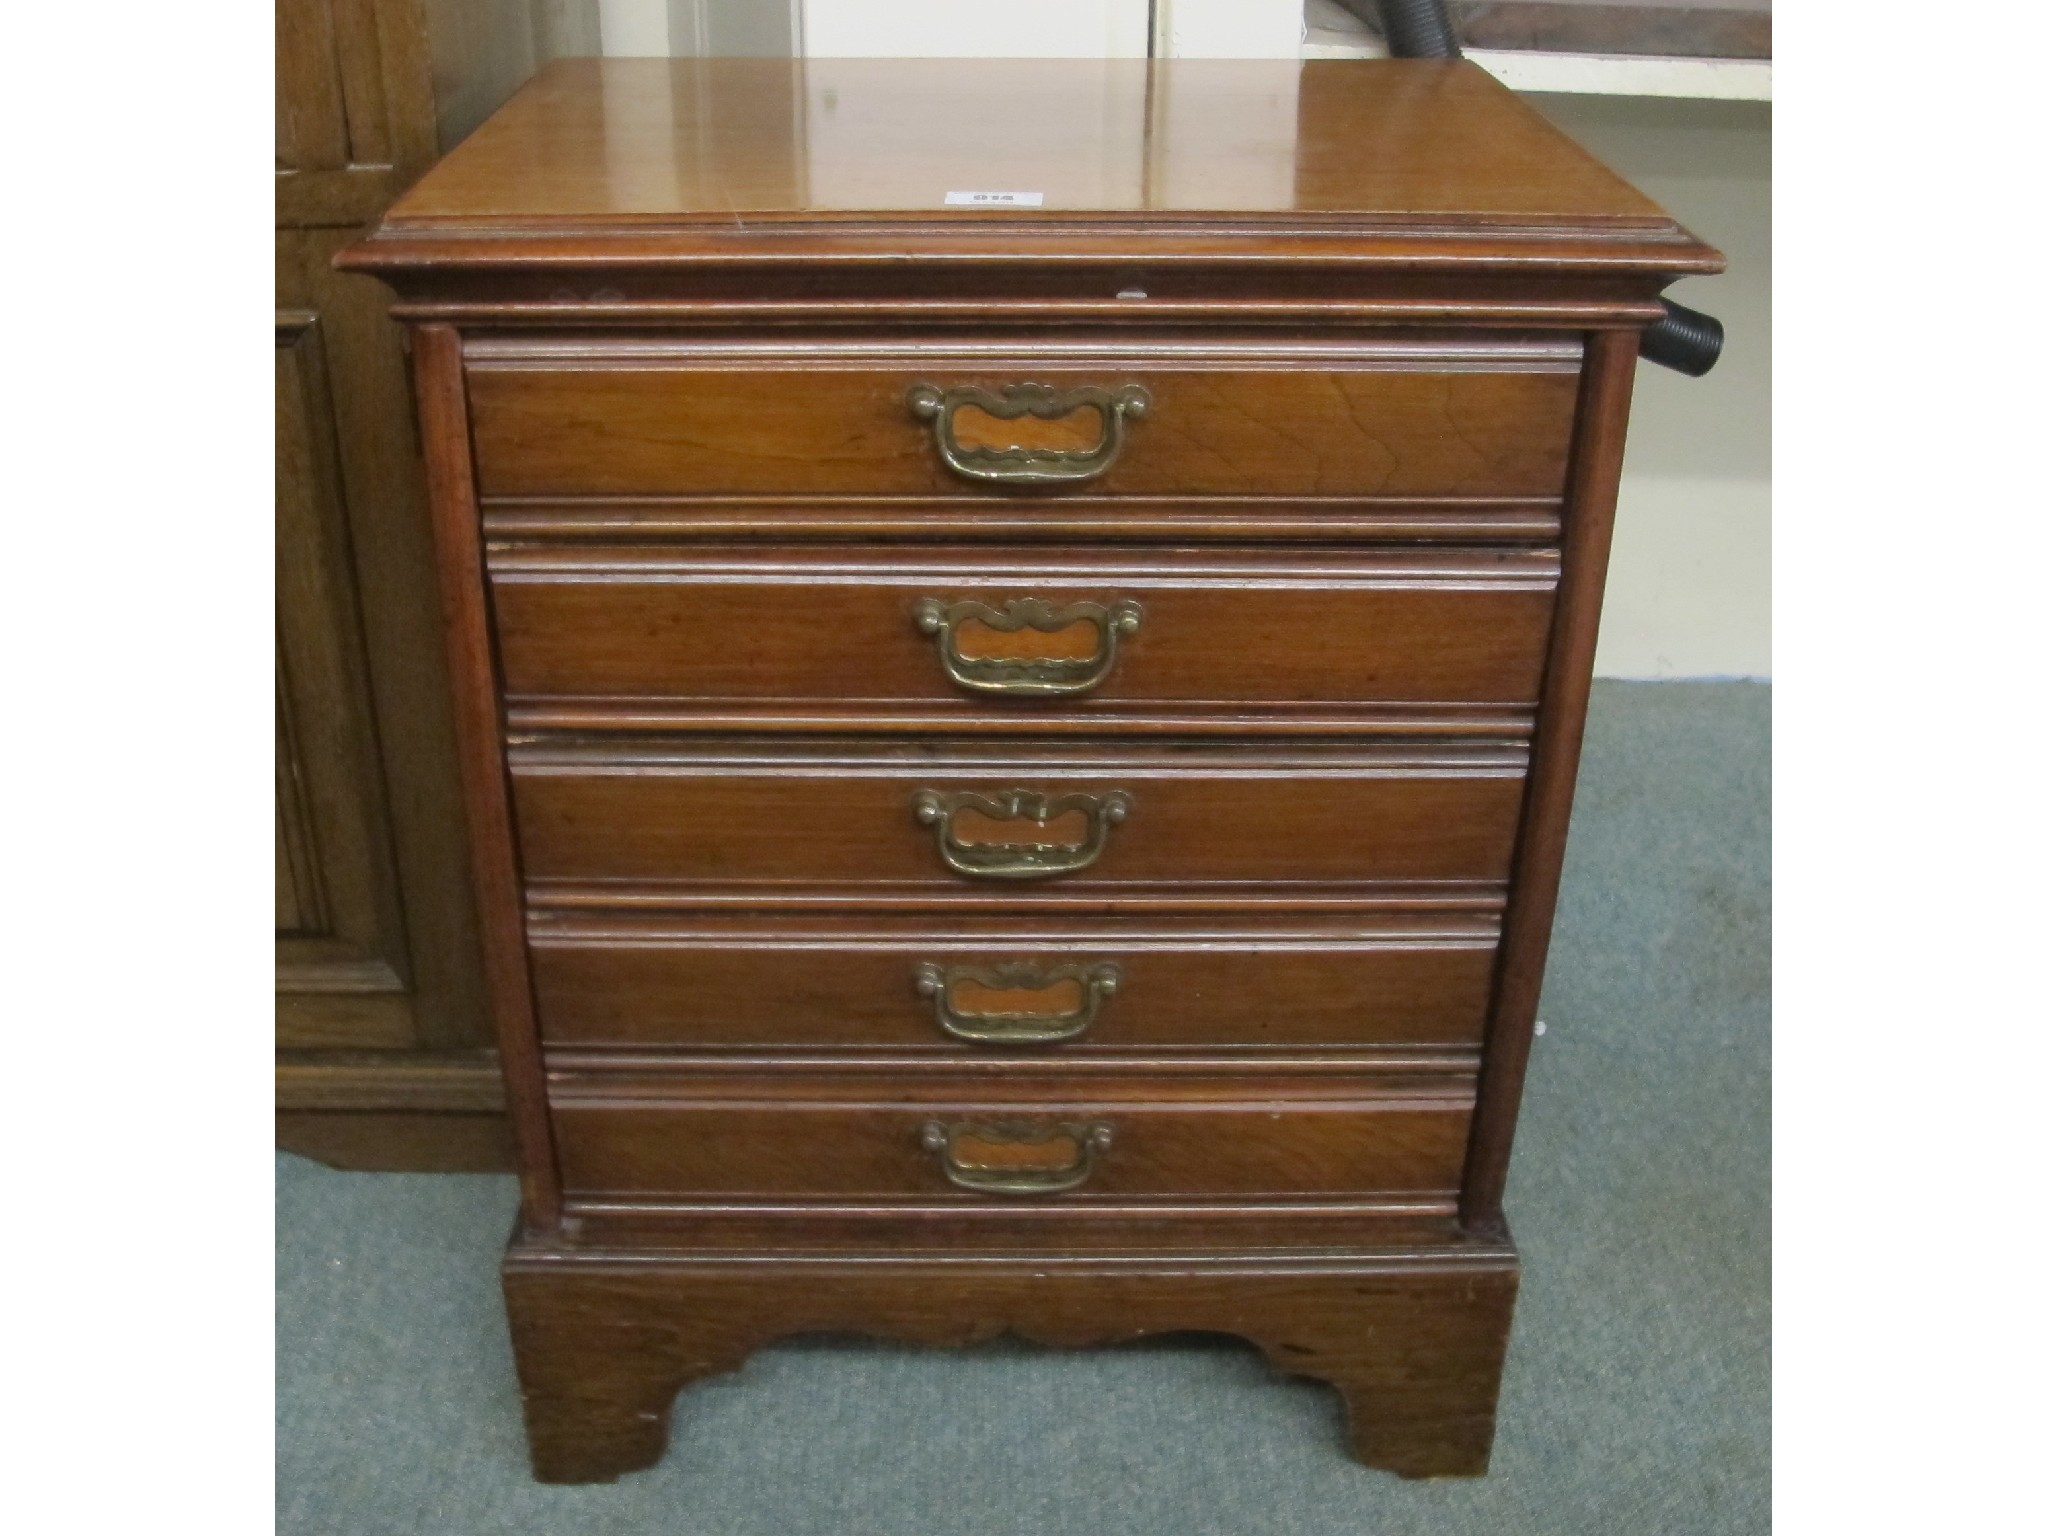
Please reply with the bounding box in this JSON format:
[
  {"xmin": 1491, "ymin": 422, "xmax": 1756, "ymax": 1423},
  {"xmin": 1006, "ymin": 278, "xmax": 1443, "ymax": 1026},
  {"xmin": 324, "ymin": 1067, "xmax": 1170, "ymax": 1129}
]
[{"xmin": 275, "ymin": 0, "xmax": 598, "ymax": 1168}]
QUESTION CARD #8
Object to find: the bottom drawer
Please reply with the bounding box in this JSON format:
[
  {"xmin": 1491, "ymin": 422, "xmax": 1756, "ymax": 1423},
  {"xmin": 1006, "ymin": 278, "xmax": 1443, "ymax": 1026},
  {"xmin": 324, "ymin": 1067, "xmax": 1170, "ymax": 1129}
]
[{"xmin": 550, "ymin": 1072, "xmax": 1472, "ymax": 1203}]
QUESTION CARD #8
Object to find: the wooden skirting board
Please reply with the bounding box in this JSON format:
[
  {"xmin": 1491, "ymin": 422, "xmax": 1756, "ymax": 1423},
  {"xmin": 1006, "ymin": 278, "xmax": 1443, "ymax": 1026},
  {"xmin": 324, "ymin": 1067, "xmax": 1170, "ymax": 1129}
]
[{"xmin": 276, "ymin": 1054, "xmax": 513, "ymax": 1171}]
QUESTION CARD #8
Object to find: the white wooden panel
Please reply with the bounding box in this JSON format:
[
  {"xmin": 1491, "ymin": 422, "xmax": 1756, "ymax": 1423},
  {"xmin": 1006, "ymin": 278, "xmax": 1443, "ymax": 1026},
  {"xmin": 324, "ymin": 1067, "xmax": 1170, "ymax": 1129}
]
[
  {"xmin": 1153, "ymin": 0, "xmax": 1303, "ymax": 59},
  {"xmin": 598, "ymin": 0, "xmax": 670, "ymax": 55},
  {"xmin": 800, "ymin": 0, "xmax": 1149, "ymax": 58}
]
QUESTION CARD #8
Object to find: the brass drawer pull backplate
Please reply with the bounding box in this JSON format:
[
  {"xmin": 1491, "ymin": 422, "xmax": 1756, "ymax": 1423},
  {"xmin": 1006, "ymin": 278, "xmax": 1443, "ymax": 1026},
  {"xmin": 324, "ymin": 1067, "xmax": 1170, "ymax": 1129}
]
[
  {"xmin": 915, "ymin": 960, "xmax": 1122, "ymax": 1045},
  {"xmin": 907, "ymin": 382, "xmax": 1150, "ymax": 486},
  {"xmin": 919, "ymin": 1118, "xmax": 1114, "ymax": 1196},
  {"xmin": 913, "ymin": 596, "xmax": 1143, "ymax": 697},
  {"xmin": 912, "ymin": 787, "xmax": 1132, "ymax": 880}
]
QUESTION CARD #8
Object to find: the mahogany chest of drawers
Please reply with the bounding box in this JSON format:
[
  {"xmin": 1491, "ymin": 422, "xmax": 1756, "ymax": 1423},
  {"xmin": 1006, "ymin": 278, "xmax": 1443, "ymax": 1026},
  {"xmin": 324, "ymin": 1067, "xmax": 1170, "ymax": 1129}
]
[{"xmin": 343, "ymin": 55, "xmax": 1720, "ymax": 1482}]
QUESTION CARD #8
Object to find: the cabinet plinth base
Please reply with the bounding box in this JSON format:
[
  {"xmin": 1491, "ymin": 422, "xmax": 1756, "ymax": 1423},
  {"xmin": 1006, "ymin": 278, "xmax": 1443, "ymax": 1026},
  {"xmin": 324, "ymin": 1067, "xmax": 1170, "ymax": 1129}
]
[{"xmin": 502, "ymin": 1234, "xmax": 1519, "ymax": 1484}]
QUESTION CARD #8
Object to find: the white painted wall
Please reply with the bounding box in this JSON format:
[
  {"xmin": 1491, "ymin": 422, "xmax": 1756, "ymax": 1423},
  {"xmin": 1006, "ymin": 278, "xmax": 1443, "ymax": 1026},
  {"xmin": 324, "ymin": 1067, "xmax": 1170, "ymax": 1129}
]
[
  {"xmin": 1531, "ymin": 95, "xmax": 1771, "ymax": 679},
  {"xmin": 593, "ymin": 1, "xmax": 1771, "ymax": 678}
]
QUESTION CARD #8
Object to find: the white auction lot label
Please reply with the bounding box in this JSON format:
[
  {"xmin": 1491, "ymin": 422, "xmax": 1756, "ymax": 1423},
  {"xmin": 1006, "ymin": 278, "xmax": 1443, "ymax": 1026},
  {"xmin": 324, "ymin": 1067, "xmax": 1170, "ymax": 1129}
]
[{"xmin": 944, "ymin": 191, "xmax": 1045, "ymax": 207}]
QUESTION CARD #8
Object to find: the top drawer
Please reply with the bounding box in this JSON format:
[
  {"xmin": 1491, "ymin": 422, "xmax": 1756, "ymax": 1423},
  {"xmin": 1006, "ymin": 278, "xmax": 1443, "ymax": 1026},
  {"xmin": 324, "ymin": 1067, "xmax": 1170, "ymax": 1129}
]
[{"xmin": 464, "ymin": 339, "xmax": 1582, "ymax": 500}]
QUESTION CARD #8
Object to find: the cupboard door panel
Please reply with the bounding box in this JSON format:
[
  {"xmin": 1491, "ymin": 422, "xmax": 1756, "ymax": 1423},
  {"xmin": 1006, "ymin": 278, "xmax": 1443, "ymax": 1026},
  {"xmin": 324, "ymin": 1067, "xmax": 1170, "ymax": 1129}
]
[{"xmin": 275, "ymin": 311, "xmax": 415, "ymax": 1049}]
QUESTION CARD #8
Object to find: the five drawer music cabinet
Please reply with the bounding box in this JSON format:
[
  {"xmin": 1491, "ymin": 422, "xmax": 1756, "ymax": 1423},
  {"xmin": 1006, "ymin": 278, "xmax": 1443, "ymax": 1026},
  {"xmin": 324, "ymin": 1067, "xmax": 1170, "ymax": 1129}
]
[{"xmin": 341, "ymin": 55, "xmax": 1723, "ymax": 1482}]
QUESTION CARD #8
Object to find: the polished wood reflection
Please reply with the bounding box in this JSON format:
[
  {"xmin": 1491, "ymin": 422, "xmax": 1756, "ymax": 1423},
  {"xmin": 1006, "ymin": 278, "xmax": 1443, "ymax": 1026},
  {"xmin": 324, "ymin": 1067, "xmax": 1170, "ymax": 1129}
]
[{"xmin": 388, "ymin": 57, "xmax": 1673, "ymax": 227}]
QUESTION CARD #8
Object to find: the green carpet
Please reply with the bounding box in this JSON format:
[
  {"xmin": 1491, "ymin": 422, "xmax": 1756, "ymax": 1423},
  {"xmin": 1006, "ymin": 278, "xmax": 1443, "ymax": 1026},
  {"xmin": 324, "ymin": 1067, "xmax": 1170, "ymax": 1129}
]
[{"xmin": 277, "ymin": 679, "xmax": 1769, "ymax": 1535}]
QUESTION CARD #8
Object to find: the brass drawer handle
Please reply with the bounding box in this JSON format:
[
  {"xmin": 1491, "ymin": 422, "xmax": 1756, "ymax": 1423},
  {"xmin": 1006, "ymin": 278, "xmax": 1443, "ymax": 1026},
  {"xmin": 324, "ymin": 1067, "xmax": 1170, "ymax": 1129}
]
[
  {"xmin": 913, "ymin": 597, "xmax": 1143, "ymax": 698},
  {"xmin": 919, "ymin": 1118, "xmax": 1114, "ymax": 1196},
  {"xmin": 915, "ymin": 961, "xmax": 1121, "ymax": 1046},
  {"xmin": 912, "ymin": 788, "xmax": 1131, "ymax": 881},
  {"xmin": 907, "ymin": 382, "xmax": 1150, "ymax": 486}
]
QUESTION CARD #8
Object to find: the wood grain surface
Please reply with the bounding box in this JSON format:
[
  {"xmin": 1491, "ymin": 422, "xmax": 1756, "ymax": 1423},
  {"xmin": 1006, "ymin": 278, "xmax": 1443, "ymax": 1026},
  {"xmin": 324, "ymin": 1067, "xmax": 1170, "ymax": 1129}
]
[
  {"xmin": 548, "ymin": 1068, "xmax": 1474, "ymax": 1202},
  {"xmin": 503, "ymin": 1243, "xmax": 1519, "ymax": 1481},
  {"xmin": 508, "ymin": 741, "xmax": 1527, "ymax": 890},
  {"xmin": 488, "ymin": 544, "xmax": 1557, "ymax": 715},
  {"xmin": 480, "ymin": 493, "xmax": 1565, "ymax": 546},
  {"xmin": 382, "ymin": 57, "xmax": 1670, "ymax": 226},
  {"xmin": 527, "ymin": 908, "xmax": 1499, "ymax": 1052},
  {"xmin": 336, "ymin": 60, "xmax": 1722, "ymax": 325},
  {"xmin": 411, "ymin": 325, "xmax": 563, "ymax": 1225},
  {"xmin": 466, "ymin": 354, "xmax": 1580, "ymax": 499}
]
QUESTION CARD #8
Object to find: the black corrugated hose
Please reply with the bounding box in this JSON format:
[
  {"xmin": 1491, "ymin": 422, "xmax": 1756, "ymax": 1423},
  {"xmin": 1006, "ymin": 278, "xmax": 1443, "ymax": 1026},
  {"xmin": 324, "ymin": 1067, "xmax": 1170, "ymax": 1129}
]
[
  {"xmin": 1377, "ymin": 0, "xmax": 1464, "ymax": 59},
  {"xmin": 1636, "ymin": 298, "xmax": 1724, "ymax": 377},
  {"xmin": 1372, "ymin": 0, "xmax": 1724, "ymax": 376}
]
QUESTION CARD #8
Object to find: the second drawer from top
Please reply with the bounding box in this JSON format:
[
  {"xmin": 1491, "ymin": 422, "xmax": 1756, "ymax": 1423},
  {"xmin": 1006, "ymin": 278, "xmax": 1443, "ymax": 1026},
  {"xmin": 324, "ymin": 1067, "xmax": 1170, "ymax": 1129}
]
[{"xmin": 490, "ymin": 545, "xmax": 1558, "ymax": 727}]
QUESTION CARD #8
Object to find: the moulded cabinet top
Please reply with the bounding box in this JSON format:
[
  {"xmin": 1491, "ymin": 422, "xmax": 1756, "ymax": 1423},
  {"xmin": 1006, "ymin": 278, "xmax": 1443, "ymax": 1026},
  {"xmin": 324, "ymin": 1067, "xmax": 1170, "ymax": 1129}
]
[{"xmin": 384, "ymin": 57, "xmax": 1681, "ymax": 233}]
